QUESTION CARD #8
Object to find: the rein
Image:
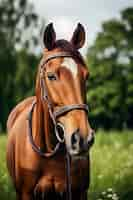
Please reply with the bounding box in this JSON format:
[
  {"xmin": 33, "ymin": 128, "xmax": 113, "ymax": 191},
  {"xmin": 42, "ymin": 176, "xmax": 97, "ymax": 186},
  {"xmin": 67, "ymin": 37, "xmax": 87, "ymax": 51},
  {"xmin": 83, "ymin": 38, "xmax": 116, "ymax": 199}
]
[{"xmin": 27, "ymin": 52, "xmax": 89, "ymax": 200}]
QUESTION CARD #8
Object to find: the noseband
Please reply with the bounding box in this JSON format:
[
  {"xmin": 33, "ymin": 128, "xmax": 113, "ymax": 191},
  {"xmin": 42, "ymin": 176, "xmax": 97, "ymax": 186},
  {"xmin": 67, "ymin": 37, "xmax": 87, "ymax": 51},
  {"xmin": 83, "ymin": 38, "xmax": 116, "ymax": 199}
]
[{"xmin": 28, "ymin": 52, "xmax": 89, "ymax": 157}]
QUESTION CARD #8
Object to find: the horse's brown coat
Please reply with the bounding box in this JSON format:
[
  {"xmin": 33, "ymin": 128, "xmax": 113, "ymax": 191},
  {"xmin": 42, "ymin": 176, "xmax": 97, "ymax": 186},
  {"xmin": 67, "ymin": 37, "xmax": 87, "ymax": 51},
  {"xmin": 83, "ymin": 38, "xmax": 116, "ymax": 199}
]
[
  {"xmin": 7, "ymin": 96, "xmax": 90, "ymax": 199},
  {"xmin": 6, "ymin": 23, "xmax": 92, "ymax": 200}
]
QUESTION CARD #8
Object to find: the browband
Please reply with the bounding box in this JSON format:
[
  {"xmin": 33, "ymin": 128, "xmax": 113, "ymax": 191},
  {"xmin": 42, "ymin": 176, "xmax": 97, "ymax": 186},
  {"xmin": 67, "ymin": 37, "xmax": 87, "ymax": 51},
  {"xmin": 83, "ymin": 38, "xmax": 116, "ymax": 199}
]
[{"xmin": 40, "ymin": 52, "xmax": 73, "ymax": 69}]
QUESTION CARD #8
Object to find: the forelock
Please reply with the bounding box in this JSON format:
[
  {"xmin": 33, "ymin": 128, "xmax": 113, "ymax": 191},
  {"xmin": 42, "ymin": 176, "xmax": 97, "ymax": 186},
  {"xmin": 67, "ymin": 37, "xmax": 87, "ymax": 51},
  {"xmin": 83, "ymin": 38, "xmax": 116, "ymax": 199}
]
[{"xmin": 54, "ymin": 40, "xmax": 85, "ymax": 65}]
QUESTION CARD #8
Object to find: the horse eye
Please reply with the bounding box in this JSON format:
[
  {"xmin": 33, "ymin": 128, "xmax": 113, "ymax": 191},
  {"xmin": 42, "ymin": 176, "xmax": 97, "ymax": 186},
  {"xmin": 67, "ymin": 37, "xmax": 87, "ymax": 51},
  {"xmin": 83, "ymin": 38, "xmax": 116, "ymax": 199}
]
[{"xmin": 47, "ymin": 72, "xmax": 57, "ymax": 81}]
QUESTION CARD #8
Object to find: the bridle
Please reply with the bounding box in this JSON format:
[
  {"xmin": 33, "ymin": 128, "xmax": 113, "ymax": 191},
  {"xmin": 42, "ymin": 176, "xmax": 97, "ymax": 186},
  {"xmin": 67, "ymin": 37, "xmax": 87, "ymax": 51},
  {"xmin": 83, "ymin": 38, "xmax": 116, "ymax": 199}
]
[
  {"xmin": 28, "ymin": 51, "xmax": 89, "ymax": 157},
  {"xmin": 27, "ymin": 52, "xmax": 89, "ymax": 200}
]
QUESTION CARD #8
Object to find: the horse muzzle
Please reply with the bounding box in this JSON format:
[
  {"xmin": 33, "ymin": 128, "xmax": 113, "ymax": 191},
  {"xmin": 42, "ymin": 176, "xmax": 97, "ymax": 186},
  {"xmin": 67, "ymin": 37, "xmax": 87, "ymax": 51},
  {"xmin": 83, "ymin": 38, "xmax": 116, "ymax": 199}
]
[
  {"xmin": 65, "ymin": 128, "xmax": 95, "ymax": 157},
  {"xmin": 54, "ymin": 120, "xmax": 95, "ymax": 157}
]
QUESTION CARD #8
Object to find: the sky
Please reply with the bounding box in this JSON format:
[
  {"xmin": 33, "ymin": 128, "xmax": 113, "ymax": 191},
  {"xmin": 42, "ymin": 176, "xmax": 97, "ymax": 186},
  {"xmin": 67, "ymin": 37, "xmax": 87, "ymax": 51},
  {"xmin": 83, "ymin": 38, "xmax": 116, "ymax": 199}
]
[{"xmin": 33, "ymin": 0, "xmax": 133, "ymax": 54}]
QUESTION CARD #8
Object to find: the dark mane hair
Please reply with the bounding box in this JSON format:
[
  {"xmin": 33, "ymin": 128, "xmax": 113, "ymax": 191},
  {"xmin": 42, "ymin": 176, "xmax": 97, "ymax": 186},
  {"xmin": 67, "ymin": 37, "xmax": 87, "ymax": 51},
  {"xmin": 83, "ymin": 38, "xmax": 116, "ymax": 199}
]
[{"xmin": 54, "ymin": 39, "xmax": 85, "ymax": 65}]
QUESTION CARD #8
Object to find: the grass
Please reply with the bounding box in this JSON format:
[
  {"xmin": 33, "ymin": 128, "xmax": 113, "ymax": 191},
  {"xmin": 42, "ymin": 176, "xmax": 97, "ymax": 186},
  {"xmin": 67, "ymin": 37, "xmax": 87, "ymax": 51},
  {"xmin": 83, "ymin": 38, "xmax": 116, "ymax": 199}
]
[
  {"xmin": 0, "ymin": 134, "xmax": 16, "ymax": 199},
  {"xmin": 89, "ymin": 130, "xmax": 133, "ymax": 200},
  {"xmin": 0, "ymin": 130, "xmax": 133, "ymax": 200}
]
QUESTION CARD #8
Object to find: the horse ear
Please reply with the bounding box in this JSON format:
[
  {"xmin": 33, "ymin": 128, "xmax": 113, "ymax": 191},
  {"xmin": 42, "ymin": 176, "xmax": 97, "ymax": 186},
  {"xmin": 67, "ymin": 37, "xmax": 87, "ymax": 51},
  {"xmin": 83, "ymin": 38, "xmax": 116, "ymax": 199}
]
[
  {"xmin": 71, "ymin": 23, "xmax": 85, "ymax": 49},
  {"xmin": 43, "ymin": 23, "xmax": 56, "ymax": 50}
]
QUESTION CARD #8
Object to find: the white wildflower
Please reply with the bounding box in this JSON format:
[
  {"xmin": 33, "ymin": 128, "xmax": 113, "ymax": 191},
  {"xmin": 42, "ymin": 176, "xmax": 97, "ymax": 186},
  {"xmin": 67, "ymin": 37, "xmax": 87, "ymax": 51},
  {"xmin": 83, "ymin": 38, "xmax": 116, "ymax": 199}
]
[
  {"xmin": 107, "ymin": 188, "xmax": 113, "ymax": 192},
  {"xmin": 107, "ymin": 194, "xmax": 113, "ymax": 198},
  {"xmin": 102, "ymin": 191, "xmax": 106, "ymax": 195}
]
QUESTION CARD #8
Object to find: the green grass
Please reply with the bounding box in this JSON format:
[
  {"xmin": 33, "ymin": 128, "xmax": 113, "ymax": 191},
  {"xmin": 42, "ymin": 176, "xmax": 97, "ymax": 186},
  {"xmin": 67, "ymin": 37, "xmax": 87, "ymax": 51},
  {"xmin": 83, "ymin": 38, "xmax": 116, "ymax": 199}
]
[
  {"xmin": 89, "ymin": 130, "xmax": 133, "ymax": 200},
  {"xmin": 0, "ymin": 134, "xmax": 16, "ymax": 199},
  {"xmin": 0, "ymin": 131, "xmax": 133, "ymax": 200}
]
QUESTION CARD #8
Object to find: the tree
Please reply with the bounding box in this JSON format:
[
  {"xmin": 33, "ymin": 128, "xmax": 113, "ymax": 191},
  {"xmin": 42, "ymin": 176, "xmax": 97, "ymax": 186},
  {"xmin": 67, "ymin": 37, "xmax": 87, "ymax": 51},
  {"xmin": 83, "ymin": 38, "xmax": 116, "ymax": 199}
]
[
  {"xmin": 86, "ymin": 7, "xmax": 133, "ymax": 130},
  {"xmin": 0, "ymin": 0, "xmax": 40, "ymax": 131},
  {"xmin": 14, "ymin": 49, "xmax": 39, "ymax": 103}
]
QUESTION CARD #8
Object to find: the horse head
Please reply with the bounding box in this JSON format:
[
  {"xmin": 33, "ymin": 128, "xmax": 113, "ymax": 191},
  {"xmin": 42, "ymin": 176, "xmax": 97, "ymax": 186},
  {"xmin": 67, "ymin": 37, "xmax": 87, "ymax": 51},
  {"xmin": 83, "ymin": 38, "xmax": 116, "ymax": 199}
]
[{"xmin": 35, "ymin": 23, "xmax": 94, "ymax": 157}]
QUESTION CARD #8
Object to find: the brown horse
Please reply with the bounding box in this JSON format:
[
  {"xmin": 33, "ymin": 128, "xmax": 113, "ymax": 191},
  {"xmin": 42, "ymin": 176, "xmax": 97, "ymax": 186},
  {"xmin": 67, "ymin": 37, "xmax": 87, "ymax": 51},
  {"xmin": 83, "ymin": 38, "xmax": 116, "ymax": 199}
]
[{"xmin": 6, "ymin": 23, "xmax": 94, "ymax": 200}]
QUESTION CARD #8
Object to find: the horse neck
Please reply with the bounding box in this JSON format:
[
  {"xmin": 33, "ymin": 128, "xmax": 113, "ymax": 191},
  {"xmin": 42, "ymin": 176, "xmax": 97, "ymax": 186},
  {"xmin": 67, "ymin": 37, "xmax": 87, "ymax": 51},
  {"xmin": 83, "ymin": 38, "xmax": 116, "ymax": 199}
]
[{"xmin": 34, "ymin": 69, "xmax": 53, "ymax": 153}]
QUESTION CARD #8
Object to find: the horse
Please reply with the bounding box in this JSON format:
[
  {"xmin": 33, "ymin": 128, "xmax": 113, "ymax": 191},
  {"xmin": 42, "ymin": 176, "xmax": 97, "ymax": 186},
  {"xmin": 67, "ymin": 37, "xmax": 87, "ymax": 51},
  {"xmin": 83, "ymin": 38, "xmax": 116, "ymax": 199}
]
[{"xmin": 6, "ymin": 23, "xmax": 94, "ymax": 200}]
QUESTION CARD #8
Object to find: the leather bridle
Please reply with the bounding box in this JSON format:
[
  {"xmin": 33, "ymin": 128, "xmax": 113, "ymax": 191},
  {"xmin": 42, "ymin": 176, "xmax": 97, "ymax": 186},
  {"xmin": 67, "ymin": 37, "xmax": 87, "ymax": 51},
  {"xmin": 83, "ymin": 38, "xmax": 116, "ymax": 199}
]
[
  {"xmin": 27, "ymin": 52, "xmax": 89, "ymax": 200},
  {"xmin": 28, "ymin": 51, "xmax": 89, "ymax": 158}
]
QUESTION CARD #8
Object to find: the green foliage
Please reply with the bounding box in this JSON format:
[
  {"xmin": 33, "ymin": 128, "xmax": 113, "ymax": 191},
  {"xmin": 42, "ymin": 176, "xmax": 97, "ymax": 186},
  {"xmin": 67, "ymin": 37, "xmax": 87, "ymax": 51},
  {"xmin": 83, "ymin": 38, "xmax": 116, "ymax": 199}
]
[
  {"xmin": 14, "ymin": 50, "xmax": 39, "ymax": 103},
  {"xmin": 0, "ymin": 0, "xmax": 39, "ymax": 48},
  {"xmin": 1, "ymin": 131, "xmax": 133, "ymax": 199},
  {"xmin": 86, "ymin": 7, "xmax": 133, "ymax": 130},
  {"xmin": 0, "ymin": 0, "xmax": 41, "ymax": 130}
]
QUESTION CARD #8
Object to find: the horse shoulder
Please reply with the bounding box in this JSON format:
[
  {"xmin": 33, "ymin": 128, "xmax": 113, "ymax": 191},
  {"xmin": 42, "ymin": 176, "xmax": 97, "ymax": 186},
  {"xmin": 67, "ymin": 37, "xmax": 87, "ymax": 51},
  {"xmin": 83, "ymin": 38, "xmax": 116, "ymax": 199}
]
[{"xmin": 7, "ymin": 96, "xmax": 36, "ymax": 132}]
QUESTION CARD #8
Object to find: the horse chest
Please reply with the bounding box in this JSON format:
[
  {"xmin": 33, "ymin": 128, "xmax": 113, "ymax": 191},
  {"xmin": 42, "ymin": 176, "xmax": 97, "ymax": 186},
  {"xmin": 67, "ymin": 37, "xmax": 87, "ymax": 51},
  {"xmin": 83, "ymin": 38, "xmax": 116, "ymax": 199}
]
[{"xmin": 36, "ymin": 157, "xmax": 90, "ymax": 193}]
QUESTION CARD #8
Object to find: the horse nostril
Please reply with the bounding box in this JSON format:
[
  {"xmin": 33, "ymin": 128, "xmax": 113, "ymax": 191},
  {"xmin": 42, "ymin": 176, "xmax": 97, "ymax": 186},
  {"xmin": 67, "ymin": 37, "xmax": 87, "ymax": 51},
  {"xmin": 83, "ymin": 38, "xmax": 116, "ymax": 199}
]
[{"xmin": 71, "ymin": 129, "xmax": 80, "ymax": 150}]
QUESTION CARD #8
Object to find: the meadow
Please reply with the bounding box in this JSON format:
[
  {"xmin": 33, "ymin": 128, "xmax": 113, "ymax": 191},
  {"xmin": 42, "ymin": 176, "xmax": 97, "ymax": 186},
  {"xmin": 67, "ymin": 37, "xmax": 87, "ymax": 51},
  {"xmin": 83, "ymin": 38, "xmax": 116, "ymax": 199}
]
[{"xmin": 0, "ymin": 130, "xmax": 133, "ymax": 200}]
